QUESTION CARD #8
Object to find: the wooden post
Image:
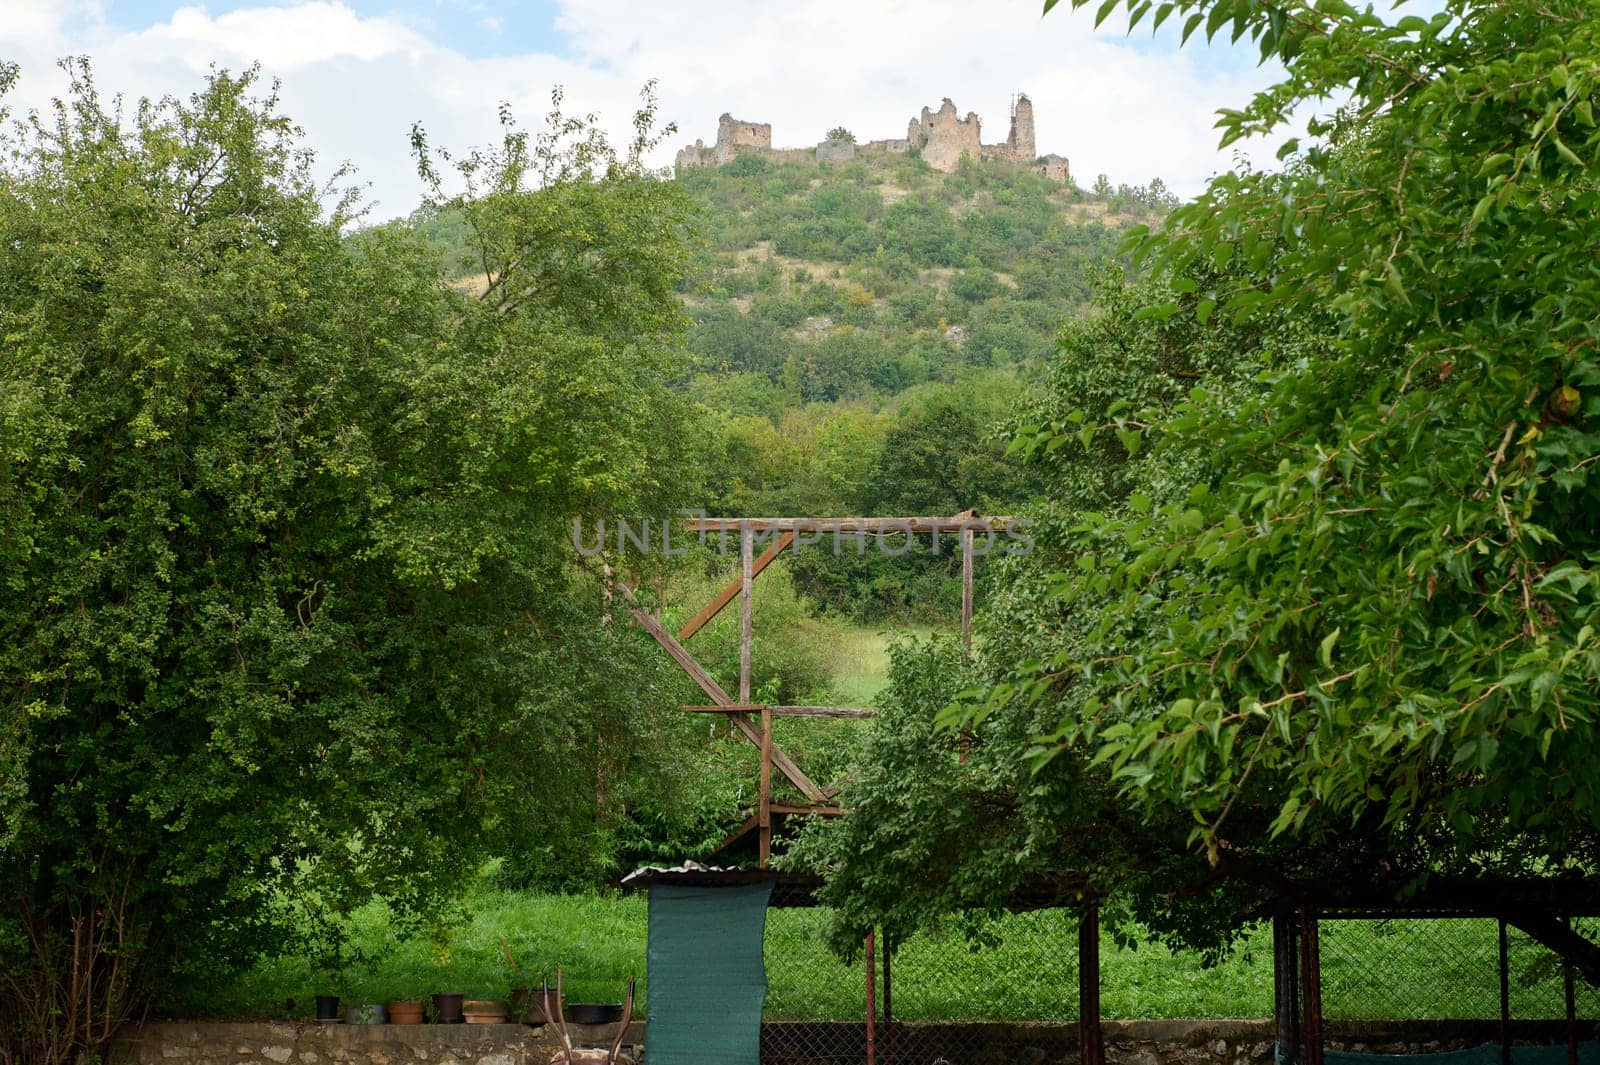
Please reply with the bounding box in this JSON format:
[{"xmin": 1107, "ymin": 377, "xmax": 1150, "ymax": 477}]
[
  {"xmin": 758, "ymin": 704, "xmax": 773, "ymax": 867},
  {"xmin": 1499, "ymin": 918, "xmax": 1512, "ymax": 1065},
  {"xmin": 866, "ymin": 930, "xmax": 877, "ymax": 1065},
  {"xmin": 1299, "ymin": 908, "xmax": 1323, "ymax": 1065},
  {"xmin": 1273, "ymin": 908, "xmax": 1300, "ymax": 1064},
  {"xmin": 740, "ymin": 524, "xmax": 754, "ymax": 704},
  {"xmin": 883, "ymin": 935, "xmax": 893, "ymax": 1065},
  {"xmin": 1078, "ymin": 901, "xmax": 1105, "ymax": 1065},
  {"xmin": 960, "ymin": 525, "xmax": 974, "ymax": 658}
]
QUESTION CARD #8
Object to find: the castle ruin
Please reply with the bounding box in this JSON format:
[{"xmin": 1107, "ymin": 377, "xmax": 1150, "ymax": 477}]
[{"xmin": 674, "ymin": 93, "xmax": 1069, "ymax": 183}]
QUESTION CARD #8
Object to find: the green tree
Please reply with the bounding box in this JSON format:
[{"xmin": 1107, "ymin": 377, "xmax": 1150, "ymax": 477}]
[
  {"xmin": 799, "ymin": 0, "xmax": 1600, "ymax": 961},
  {"xmin": 0, "ymin": 64, "xmax": 698, "ymax": 1060},
  {"xmin": 1011, "ymin": 0, "xmax": 1600, "ymax": 874}
]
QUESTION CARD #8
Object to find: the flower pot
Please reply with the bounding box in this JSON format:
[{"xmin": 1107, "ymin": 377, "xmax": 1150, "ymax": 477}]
[
  {"xmin": 566, "ymin": 1003, "xmax": 623, "ymax": 1025},
  {"xmin": 345, "ymin": 1003, "xmax": 387, "ymax": 1025},
  {"xmin": 511, "ymin": 986, "xmax": 563, "ymax": 1025},
  {"xmin": 387, "ymin": 1000, "xmax": 425, "ymax": 1025},
  {"xmin": 462, "ymin": 999, "xmax": 506, "ymax": 1024},
  {"xmin": 314, "ymin": 995, "xmax": 341, "ymax": 1021},
  {"xmin": 431, "ymin": 992, "xmax": 465, "ymax": 1024}
]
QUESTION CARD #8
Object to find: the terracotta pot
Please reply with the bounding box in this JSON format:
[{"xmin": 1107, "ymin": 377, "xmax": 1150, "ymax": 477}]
[
  {"xmin": 510, "ymin": 986, "xmax": 565, "ymax": 1025},
  {"xmin": 462, "ymin": 999, "xmax": 507, "ymax": 1025},
  {"xmin": 387, "ymin": 1000, "xmax": 425, "ymax": 1025},
  {"xmin": 431, "ymin": 992, "xmax": 465, "ymax": 1024}
]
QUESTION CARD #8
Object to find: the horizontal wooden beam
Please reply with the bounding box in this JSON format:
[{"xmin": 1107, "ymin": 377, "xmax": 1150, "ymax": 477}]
[
  {"xmin": 678, "ymin": 531, "xmax": 793, "ymax": 642},
  {"xmin": 685, "ymin": 704, "xmax": 874, "ymax": 718},
  {"xmin": 770, "ymin": 803, "xmax": 850, "ymax": 816},
  {"xmin": 772, "ymin": 706, "xmax": 875, "ymax": 719},
  {"xmin": 681, "ymin": 515, "xmax": 1017, "ymax": 535}
]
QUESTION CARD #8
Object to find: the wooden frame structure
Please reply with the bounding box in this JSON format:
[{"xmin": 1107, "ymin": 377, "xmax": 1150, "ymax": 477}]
[{"xmin": 629, "ymin": 513, "xmax": 1014, "ymax": 867}]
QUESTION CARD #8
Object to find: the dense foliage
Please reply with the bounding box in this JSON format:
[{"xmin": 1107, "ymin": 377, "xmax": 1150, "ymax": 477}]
[
  {"xmin": 799, "ymin": 0, "xmax": 1600, "ymax": 961},
  {"xmin": 0, "ymin": 66, "xmax": 704, "ymax": 1059}
]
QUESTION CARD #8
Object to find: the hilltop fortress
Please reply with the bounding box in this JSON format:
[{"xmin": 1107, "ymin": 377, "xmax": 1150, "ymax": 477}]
[{"xmin": 674, "ymin": 93, "xmax": 1070, "ymax": 183}]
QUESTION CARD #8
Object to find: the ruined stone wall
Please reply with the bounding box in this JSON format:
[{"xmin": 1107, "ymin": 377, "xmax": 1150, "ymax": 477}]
[
  {"xmin": 815, "ymin": 138, "xmax": 856, "ymax": 163},
  {"xmin": 861, "ymin": 138, "xmax": 910, "ymax": 154},
  {"xmin": 713, "ymin": 113, "xmax": 772, "ymax": 163},
  {"xmin": 674, "ymin": 139, "xmax": 715, "ymax": 169},
  {"xmin": 1008, "ymin": 93, "xmax": 1037, "ymax": 159},
  {"xmin": 1040, "ymin": 152, "xmax": 1071, "ymax": 183},
  {"xmin": 669, "ymin": 95, "xmax": 1067, "ymax": 181},
  {"xmin": 908, "ymin": 97, "xmax": 984, "ymax": 172}
]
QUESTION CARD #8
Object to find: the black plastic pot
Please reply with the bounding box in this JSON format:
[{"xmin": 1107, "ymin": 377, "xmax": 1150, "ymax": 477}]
[
  {"xmin": 431, "ymin": 992, "xmax": 465, "ymax": 1024},
  {"xmin": 314, "ymin": 995, "xmax": 340, "ymax": 1021},
  {"xmin": 565, "ymin": 1003, "xmax": 622, "ymax": 1025}
]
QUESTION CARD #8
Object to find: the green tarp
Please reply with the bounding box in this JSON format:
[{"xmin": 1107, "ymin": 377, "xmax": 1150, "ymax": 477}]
[{"xmin": 646, "ymin": 882, "xmax": 774, "ymax": 1065}]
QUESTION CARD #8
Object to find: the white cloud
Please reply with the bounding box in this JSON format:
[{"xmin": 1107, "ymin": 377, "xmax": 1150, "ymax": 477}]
[
  {"xmin": 0, "ymin": 0, "xmax": 1299, "ymax": 218},
  {"xmin": 130, "ymin": 3, "xmax": 429, "ymax": 70}
]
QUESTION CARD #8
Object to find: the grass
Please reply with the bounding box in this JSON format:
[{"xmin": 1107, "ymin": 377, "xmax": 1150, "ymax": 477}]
[
  {"xmin": 192, "ymin": 891, "xmax": 647, "ymax": 1019},
  {"xmin": 826, "ymin": 623, "xmax": 936, "ymax": 706}
]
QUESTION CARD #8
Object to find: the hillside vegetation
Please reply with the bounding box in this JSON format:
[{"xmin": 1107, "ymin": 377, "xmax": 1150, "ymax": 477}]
[{"xmin": 412, "ymin": 149, "xmax": 1173, "ymax": 621}]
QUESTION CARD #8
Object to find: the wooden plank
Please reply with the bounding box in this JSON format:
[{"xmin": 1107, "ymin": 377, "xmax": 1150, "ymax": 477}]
[
  {"xmin": 686, "ymin": 703, "xmax": 877, "ymax": 718},
  {"xmin": 769, "ymin": 803, "xmax": 848, "ymax": 816},
  {"xmin": 683, "ymin": 516, "xmax": 1017, "ymax": 535},
  {"xmin": 771, "ymin": 706, "xmax": 875, "ymax": 719},
  {"xmin": 961, "ymin": 523, "xmax": 974, "ymax": 657},
  {"xmin": 678, "ymin": 530, "xmax": 794, "ymax": 642},
  {"xmin": 629, "ymin": 606, "xmax": 827, "ymax": 803},
  {"xmin": 759, "ymin": 704, "xmax": 773, "ymax": 867},
  {"xmin": 740, "ymin": 525, "xmax": 753, "ymax": 704}
]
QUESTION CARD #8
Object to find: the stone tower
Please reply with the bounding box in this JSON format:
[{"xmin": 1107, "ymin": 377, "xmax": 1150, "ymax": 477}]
[{"xmin": 1007, "ymin": 94, "xmax": 1036, "ymax": 160}]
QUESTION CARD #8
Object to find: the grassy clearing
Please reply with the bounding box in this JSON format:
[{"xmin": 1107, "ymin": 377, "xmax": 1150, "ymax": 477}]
[{"xmin": 826, "ymin": 624, "xmax": 935, "ymax": 706}]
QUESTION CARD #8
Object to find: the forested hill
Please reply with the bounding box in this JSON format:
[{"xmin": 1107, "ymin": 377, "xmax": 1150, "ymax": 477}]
[{"xmin": 404, "ymin": 149, "xmax": 1174, "ymax": 619}]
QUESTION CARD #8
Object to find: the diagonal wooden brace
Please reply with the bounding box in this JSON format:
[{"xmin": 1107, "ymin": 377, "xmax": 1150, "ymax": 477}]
[
  {"xmin": 630, "ymin": 606, "xmax": 827, "ymax": 803},
  {"xmin": 678, "ymin": 530, "xmax": 794, "ymax": 641}
]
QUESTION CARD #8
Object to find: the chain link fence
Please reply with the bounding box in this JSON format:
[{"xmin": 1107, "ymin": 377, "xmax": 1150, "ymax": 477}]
[
  {"xmin": 759, "ymin": 906, "xmax": 1080, "ymax": 1064},
  {"xmin": 1318, "ymin": 917, "xmax": 1600, "ymax": 1023}
]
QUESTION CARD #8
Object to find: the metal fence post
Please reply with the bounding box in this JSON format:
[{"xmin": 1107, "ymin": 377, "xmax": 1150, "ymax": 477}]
[
  {"xmin": 866, "ymin": 930, "xmax": 877, "ymax": 1065},
  {"xmin": 1299, "ymin": 907, "xmax": 1324, "ymax": 1065},
  {"xmin": 1274, "ymin": 907, "xmax": 1300, "ymax": 1064},
  {"xmin": 1079, "ymin": 901, "xmax": 1105, "ymax": 1065},
  {"xmin": 882, "ymin": 934, "xmax": 893, "ymax": 1065},
  {"xmin": 1499, "ymin": 917, "xmax": 1512, "ymax": 1065},
  {"xmin": 1566, "ymin": 916, "xmax": 1578, "ymax": 1065}
]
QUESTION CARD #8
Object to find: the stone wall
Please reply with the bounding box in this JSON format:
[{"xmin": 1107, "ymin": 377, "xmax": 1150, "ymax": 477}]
[
  {"xmin": 111, "ymin": 1018, "xmax": 1590, "ymax": 1065},
  {"xmin": 815, "ymin": 138, "xmax": 856, "ymax": 163},
  {"xmin": 716, "ymin": 114, "xmax": 773, "ymax": 162},
  {"xmin": 110, "ymin": 1021, "xmax": 646, "ymax": 1065},
  {"xmin": 1007, "ymin": 94, "xmax": 1037, "ymax": 160},
  {"xmin": 908, "ymin": 97, "xmax": 983, "ymax": 172},
  {"xmin": 1041, "ymin": 152, "xmax": 1071, "ymax": 183}
]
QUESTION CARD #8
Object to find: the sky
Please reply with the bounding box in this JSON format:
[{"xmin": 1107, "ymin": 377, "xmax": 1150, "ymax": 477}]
[{"xmin": 0, "ymin": 0, "xmax": 1299, "ymax": 221}]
